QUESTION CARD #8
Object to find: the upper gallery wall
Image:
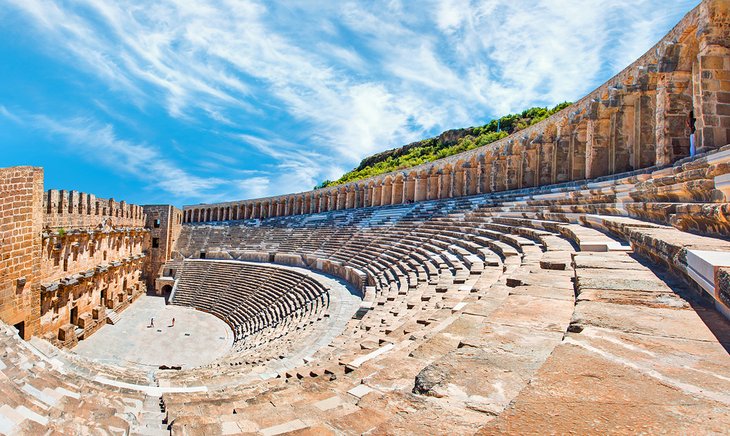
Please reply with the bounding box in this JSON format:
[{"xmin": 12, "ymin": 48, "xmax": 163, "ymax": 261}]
[{"xmin": 184, "ymin": 0, "xmax": 730, "ymax": 223}]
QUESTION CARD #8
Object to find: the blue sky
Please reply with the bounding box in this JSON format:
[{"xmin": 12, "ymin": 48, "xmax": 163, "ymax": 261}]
[{"xmin": 0, "ymin": 0, "xmax": 698, "ymax": 207}]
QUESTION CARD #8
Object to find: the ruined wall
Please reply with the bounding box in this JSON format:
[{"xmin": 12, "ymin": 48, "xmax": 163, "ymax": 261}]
[
  {"xmin": 44, "ymin": 189, "xmax": 146, "ymax": 230},
  {"xmin": 0, "ymin": 166, "xmax": 185, "ymax": 345},
  {"xmin": 183, "ymin": 0, "xmax": 730, "ymax": 224},
  {"xmin": 38, "ymin": 190, "xmax": 149, "ymax": 346},
  {"xmin": 39, "ymin": 227, "xmax": 148, "ymax": 345},
  {"xmin": 0, "ymin": 167, "xmax": 43, "ymax": 340},
  {"xmin": 143, "ymin": 205, "xmax": 183, "ymax": 291}
]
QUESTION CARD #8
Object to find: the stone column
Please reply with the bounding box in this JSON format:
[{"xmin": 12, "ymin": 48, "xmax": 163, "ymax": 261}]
[
  {"xmin": 363, "ymin": 184, "xmax": 371, "ymax": 207},
  {"xmin": 465, "ymin": 165, "xmax": 478, "ymax": 195},
  {"xmin": 336, "ymin": 189, "xmax": 344, "ymax": 210},
  {"xmin": 354, "ymin": 186, "xmax": 362, "ymax": 208},
  {"xmin": 414, "ymin": 174, "xmax": 427, "ymax": 202},
  {"xmin": 506, "ymin": 153, "xmax": 520, "ymax": 191},
  {"xmin": 586, "ymin": 106, "xmax": 611, "ymax": 180},
  {"xmin": 694, "ymin": 0, "xmax": 730, "ymax": 152},
  {"xmin": 402, "ymin": 175, "xmax": 415, "ymax": 203},
  {"xmin": 538, "ymin": 137, "xmax": 554, "ymax": 186},
  {"xmin": 381, "ymin": 180, "xmax": 393, "ymax": 206},
  {"xmin": 390, "ymin": 178, "xmax": 402, "ymax": 205},
  {"xmin": 555, "ymin": 123, "xmax": 571, "ymax": 183},
  {"xmin": 655, "ymin": 71, "xmax": 693, "ymax": 165},
  {"xmin": 373, "ymin": 183, "xmax": 382, "ymax": 206},
  {"xmin": 427, "ymin": 172, "xmax": 439, "ymax": 200},
  {"xmin": 315, "ymin": 194, "xmax": 323, "ymax": 213},
  {"xmin": 438, "ymin": 170, "xmax": 451, "ymax": 199},
  {"xmin": 453, "ymin": 168, "xmax": 465, "ymax": 197}
]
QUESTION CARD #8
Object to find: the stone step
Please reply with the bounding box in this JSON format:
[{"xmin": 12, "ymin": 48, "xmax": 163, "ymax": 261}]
[{"xmin": 106, "ymin": 310, "xmax": 122, "ymax": 325}]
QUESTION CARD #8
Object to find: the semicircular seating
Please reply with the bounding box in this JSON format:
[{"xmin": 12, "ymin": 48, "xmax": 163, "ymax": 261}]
[
  {"xmin": 149, "ymin": 147, "xmax": 730, "ymax": 434},
  {"xmin": 1, "ymin": 143, "xmax": 730, "ymax": 435}
]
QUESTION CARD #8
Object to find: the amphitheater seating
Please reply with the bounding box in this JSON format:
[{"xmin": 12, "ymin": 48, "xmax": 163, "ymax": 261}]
[
  {"xmin": 169, "ymin": 260, "xmax": 332, "ymax": 367},
  {"xmin": 0, "ymin": 322, "xmax": 171, "ymax": 435},
  {"xmin": 0, "ymin": 147, "xmax": 728, "ymax": 434},
  {"xmin": 160, "ymin": 146, "xmax": 730, "ymax": 434}
]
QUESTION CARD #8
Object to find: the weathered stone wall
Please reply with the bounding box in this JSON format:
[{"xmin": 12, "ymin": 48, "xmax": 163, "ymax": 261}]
[
  {"xmin": 143, "ymin": 205, "xmax": 183, "ymax": 291},
  {"xmin": 0, "ymin": 166, "xmax": 182, "ymax": 345},
  {"xmin": 183, "ymin": 0, "xmax": 730, "ymax": 224},
  {"xmin": 38, "ymin": 226, "xmax": 148, "ymax": 343},
  {"xmin": 0, "ymin": 167, "xmax": 43, "ymax": 340},
  {"xmin": 37, "ymin": 187, "xmax": 151, "ymax": 345},
  {"xmin": 39, "ymin": 261, "xmax": 146, "ymax": 347},
  {"xmin": 44, "ymin": 189, "xmax": 146, "ymax": 230}
]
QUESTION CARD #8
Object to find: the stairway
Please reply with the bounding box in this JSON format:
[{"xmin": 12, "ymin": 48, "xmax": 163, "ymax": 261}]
[
  {"xmin": 131, "ymin": 395, "xmax": 168, "ymax": 435},
  {"xmin": 105, "ymin": 310, "xmax": 121, "ymax": 325}
]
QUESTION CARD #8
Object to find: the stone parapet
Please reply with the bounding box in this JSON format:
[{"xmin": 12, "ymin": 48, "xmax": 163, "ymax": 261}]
[{"xmin": 44, "ymin": 189, "xmax": 146, "ymax": 230}]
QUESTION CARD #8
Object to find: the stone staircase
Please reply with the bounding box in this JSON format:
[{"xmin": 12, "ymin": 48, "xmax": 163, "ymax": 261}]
[
  {"xmin": 131, "ymin": 395, "xmax": 168, "ymax": 436},
  {"xmin": 106, "ymin": 310, "xmax": 122, "ymax": 325}
]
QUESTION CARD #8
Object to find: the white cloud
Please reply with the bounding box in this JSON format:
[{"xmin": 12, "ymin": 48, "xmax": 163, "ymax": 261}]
[{"xmin": 1, "ymin": 107, "xmax": 225, "ymax": 199}]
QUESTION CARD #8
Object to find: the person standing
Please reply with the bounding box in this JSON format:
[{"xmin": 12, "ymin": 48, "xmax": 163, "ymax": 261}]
[{"xmin": 687, "ymin": 111, "xmax": 697, "ymax": 157}]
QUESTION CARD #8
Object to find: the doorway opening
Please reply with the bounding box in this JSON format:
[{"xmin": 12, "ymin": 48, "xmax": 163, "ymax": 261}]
[
  {"xmin": 13, "ymin": 321, "xmax": 25, "ymax": 339},
  {"xmin": 70, "ymin": 306, "xmax": 79, "ymax": 326},
  {"xmin": 161, "ymin": 284, "xmax": 173, "ymax": 303}
]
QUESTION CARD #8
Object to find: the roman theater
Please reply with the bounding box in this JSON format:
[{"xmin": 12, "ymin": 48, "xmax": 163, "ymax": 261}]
[{"xmin": 1, "ymin": 1, "xmax": 730, "ymax": 434}]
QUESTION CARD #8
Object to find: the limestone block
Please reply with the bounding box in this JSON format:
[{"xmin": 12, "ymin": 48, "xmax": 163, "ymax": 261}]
[{"xmin": 686, "ymin": 250, "xmax": 730, "ymax": 318}]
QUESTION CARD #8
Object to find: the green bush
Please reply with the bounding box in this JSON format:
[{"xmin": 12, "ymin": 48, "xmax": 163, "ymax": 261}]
[{"xmin": 316, "ymin": 102, "xmax": 572, "ymax": 189}]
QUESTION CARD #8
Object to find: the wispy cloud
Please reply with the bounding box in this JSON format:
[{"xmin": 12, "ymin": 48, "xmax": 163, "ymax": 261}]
[{"xmin": 0, "ymin": 106, "xmax": 223, "ymax": 198}]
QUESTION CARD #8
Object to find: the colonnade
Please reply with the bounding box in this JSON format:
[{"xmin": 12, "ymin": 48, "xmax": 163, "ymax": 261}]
[{"xmin": 183, "ymin": 0, "xmax": 730, "ymax": 224}]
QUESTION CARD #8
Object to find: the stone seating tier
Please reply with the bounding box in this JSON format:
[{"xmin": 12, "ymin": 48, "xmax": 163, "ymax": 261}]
[{"xmin": 3, "ymin": 144, "xmax": 729, "ymax": 433}]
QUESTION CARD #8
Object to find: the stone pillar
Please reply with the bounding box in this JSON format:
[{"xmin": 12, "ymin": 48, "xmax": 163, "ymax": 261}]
[
  {"xmin": 453, "ymin": 168, "xmax": 465, "ymax": 197},
  {"xmin": 571, "ymin": 121, "xmax": 587, "ymax": 180},
  {"xmin": 363, "ymin": 184, "xmax": 371, "ymax": 207},
  {"xmin": 373, "ymin": 183, "xmax": 382, "ymax": 207},
  {"xmin": 401, "ymin": 175, "xmax": 414, "ymax": 203},
  {"xmin": 655, "ymin": 71, "xmax": 693, "ymax": 165},
  {"xmin": 390, "ymin": 178, "xmax": 402, "ymax": 205},
  {"xmin": 346, "ymin": 187, "xmax": 355, "ymax": 209},
  {"xmin": 336, "ymin": 189, "xmax": 344, "ymax": 210},
  {"xmin": 539, "ymin": 134, "xmax": 556, "ymax": 186},
  {"xmin": 481, "ymin": 159, "xmax": 492, "ymax": 193},
  {"xmin": 506, "ymin": 154, "xmax": 520, "ymax": 191},
  {"xmin": 427, "ymin": 172, "xmax": 439, "ymax": 200},
  {"xmin": 414, "ymin": 175, "xmax": 427, "ymax": 202},
  {"xmin": 439, "ymin": 170, "xmax": 451, "ymax": 199},
  {"xmin": 315, "ymin": 194, "xmax": 323, "ymax": 213},
  {"xmin": 555, "ymin": 123, "xmax": 571, "ymax": 183},
  {"xmin": 465, "ymin": 165, "xmax": 478, "ymax": 195},
  {"xmin": 521, "ymin": 141, "xmax": 538, "ymax": 188},
  {"xmin": 694, "ymin": 0, "xmax": 730, "ymax": 152},
  {"xmin": 586, "ymin": 101, "xmax": 612, "ymax": 179},
  {"xmin": 381, "ymin": 180, "xmax": 393, "ymax": 206},
  {"xmin": 354, "ymin": 186, "xmax": 362, "ymax": 208}
]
